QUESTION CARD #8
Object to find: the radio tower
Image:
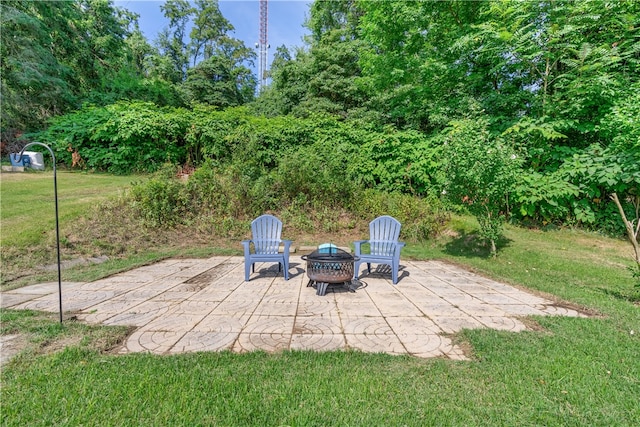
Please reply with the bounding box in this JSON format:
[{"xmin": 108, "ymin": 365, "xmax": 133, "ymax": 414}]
[{"xmin": 257, "ymin": 0, "xmax": 269, "ymax": 91}]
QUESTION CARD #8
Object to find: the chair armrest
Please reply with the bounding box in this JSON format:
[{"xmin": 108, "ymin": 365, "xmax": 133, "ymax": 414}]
[
  {"xmin": 241, "ymin": 240, "xmax": 252, "ymax": 256},
  {"xmin": 353, "ymin": 240, "xmax": 369, "ymax": 256},
  {"xmin": 281, "ymin": 239, "xmax": 293, "ymax": 255},
  {"xmin": 395, "ymin": 242, "xmax": 406, "ymax": 255}
]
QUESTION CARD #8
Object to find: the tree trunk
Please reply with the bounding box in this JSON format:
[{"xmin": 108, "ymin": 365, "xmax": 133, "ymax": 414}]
[{"xmin": 611, "ymin": 193, "xmax": 640, "ymax": 267}]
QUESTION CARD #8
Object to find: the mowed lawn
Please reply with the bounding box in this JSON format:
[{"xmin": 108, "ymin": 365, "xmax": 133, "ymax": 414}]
[
  {"xmin": 1, "ymin": 171, "xmax": 134, "ymax": 248},
  {"xmin": 1, "ymin": 171, "xmax": 639, "ymax": 426}
]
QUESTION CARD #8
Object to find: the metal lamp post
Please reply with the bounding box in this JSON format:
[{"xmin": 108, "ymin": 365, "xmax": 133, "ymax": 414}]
[{"xmin": 18, "ymin": 142, "xmax": 63, "ymax": 324}]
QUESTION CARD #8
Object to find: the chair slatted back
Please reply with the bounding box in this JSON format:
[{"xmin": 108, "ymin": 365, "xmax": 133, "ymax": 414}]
[
  {"xmin": 369, "ymin": 216, "xmax": 402, "ymax": 256},
  {"xmin": 251, "ymin": 214, "xmax": 283, "ymax": 254}
]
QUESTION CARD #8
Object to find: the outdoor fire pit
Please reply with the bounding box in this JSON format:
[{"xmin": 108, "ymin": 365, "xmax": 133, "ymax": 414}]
[{"xmin": 302, "ymin": 244, "xmax": 359, "ymax": 296}]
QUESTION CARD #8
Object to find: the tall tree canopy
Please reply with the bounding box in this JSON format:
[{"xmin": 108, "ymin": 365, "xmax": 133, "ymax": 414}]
[
  {"xmin": 357, "ymin": 0, "xmax": 640, "ymax": 141},
  {"xmin": 1, "ymin": 0, "xmax": 257, "ymax": 132},
  {"xmin": 1, "ymin": 0, "xmax": 134, "ymax": 130},
  {"xmin": 255, "ymin": 0, "xmax": 639, "ymax": 236},
  {"xmin": 152, "ymin": 0, "xmax": 256, "ymax": 106},
  {"xmin": 255, "ymin": 0, "xmax": 366, "ymax": 118}
]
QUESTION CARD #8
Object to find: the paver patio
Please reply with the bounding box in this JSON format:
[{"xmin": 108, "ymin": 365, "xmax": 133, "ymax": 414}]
[{"xmin": 1, "ymin": 256, "xmax": 588, "ymax": 360}]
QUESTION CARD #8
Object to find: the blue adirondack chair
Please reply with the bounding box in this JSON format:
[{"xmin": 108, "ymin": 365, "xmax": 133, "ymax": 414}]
[
  {"xmin": 242, "ymin": 214, "xmax": 292, "ymax": 281},
  {"xmin": 354, "ymin": 215, "xmax": 406, "ymax": 284}
]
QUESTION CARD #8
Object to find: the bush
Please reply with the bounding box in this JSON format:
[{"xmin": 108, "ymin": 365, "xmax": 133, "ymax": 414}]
[
  {"xmin": 350, "ymin": 189, "xmax": 449, "ymax": 241},
  {"xmin": 349, "ymin": 127, "xmax": 441, "ymax": 196},
  {"xmin": 268, "ymin": 143, "xmax": 355, "ymax": 208},
  {"xmin": 126, "ymin": 159, "xmax": 448, "ymax": 243},
  {"xmin": 34, "ymin": 102, "xmax": 190, "ymax": 174},
  {"xmin": 130, "ymin": 165, "xmax": 188, "ymax": 227}
]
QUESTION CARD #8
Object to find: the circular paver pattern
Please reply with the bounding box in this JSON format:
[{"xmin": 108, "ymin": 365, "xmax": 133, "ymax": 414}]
[
  {"xmin": 2, "ymin": 256, "xmax": 591, "ymax": 360},
  {"xmin": 170, "ymin": 331, "xmax": 238, "ymax": 353}
]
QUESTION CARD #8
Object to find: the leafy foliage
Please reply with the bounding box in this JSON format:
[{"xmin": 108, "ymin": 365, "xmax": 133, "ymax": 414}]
[
  {"xmin": 182, "ymin": 56, "xmax": 255, "ymax": 107},
  {"xmin": 0, "ymin": 0, "xmax": 134, "ymax": 130},
  {"xmin": 1, "ymin": 0, "xmax": 258, "ymax": 133},
  {"xmin": 441, "ymin": 117, "xmax": 523, "ymax": 256},
  {"xmin": 36, "ymin": 102, "xmax": 190, "ymax": 174},
  {"xmin": 130, "ymin": 164, "xmax": 188, "ymax": 227},
  {"xmin": 128, "ymin": 158, "xmax": 447, "ymax": 241},
  {"xmin": 156, "ymin": 0, "xmax": 256, "ymax": 104},
  {"xmin": 7, "ymin": 0, "xmax": 640, "ymax": 264}
]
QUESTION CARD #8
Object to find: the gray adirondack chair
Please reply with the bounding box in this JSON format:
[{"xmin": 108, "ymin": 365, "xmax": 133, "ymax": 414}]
[
  {"xmin": 354, "ymin": 215, "xmax": 405, "ymax": 284},
  {"xmin": 242, "ymin": 214, "xmax": 292, "ymax": 281}
]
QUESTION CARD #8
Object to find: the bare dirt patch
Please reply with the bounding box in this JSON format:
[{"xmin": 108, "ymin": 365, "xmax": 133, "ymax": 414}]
[
  {"xmin": 0, "ymin": 334, "xmax": 30, "ymax": 366},
  {"xmin": 1, "ymin": 310, "xmax": 133, "ymax": 368}
]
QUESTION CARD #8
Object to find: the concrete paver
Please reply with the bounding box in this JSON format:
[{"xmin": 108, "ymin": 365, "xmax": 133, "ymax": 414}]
[{"xmin": 1, "ymin": 256, "xmax": 589, "ymax": 360}]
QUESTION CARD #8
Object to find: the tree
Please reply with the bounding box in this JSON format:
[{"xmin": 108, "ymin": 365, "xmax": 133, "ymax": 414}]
[
  {"xmin": 568, "ymin": 88, "xmax": 640, "ymax": 275},
  {"xmin": 1, "ymin": 0, "xmax": 135, "ymax": 131},
  {"xmin": 358, "ymin": 0, "xmax": 487, "ymax": 131},
  {"xmin": 357, "ymin": 0, "xmax": 639, "ymax": 141},
  {"xmin": 154, "ymin": 0, "xmax": 255, "ymax": 106},
  {"xmin": 1, "ymin": 0, "xmax": 76, "ymax": 130},
  {"xmin": 474, "ymin": 0, "xmax": 640, "ymax": 145},
  {"xmin": 124, "ymin": 22, "xmax": 156, "ymax": 77},
  {"xmin": 182, "ymin": 56, "xmax": 255, "ymax": 108},
  {"xmin": 189, "ymin": 0, "xmax": 233, "ymax": 66},
  {"xmin": 441, "ymin": 115, "xmax": 523, "ymax": 257},
  {"xmin": 254, "ymin": 0, "xmax": 367, "ymax": 118},
  {"xmin": 253, "ymin": 45, "xmax": 311, "ymax": 116},
  {"xmin": 158, "ymin": 0, "xmax": 193, "ymax": 81}
]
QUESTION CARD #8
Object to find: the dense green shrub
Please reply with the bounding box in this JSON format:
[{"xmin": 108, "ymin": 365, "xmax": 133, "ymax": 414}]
[
  {"xmin": 35, "ymin": 102, "xmax": 190, "ymax": 174},
  {"xmin": 269, "ymin": 143, "xmax": 355, "ymax": 207},
  {"xmin": 130, "ymin": 165, "xmax": 188, "ymax": 227},
  {"xmin": 510, "ymin": 87, "xmax": 640, "ymax": 235},
  {"xmin": 350, "ymin": 189, "xmax": 449, "ymax": 241},
  {"xmin": 30, "ymin": 99, "xmax": 636, "ymax": 238},
  {"xmin": 514, "ymin": 170, "xmax": 579, "ymax": 225},
  {"xmin": 349, "ymin": 127, "xmax": 441, "ymax": 196},
  {"xmin": 127, "ymin": 159, "xmax": 447, "ymax": 242},
  {"xmin": 84, "ymin": 74, "xmax": 185, "ymax": 108},
  {"xmin": 33, "ymin": 102, "xmax": 439, "ymax": 196}
]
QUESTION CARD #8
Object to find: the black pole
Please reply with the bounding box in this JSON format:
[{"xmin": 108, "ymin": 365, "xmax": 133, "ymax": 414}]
[{"xmin": 18, "ymin": 143, "xmax": 62, "ymax": 324}]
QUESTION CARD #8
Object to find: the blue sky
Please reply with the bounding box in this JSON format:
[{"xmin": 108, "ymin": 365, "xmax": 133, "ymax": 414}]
[{"xmin": 114, "ymin": 0, "xmax": 311, "ymax": 75}]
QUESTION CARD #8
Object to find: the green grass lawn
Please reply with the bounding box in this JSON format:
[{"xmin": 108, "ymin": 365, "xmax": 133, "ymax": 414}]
[
  {"xmin": 1, "ymin": 171, "xmax": 134, "ymax": 248},
  {"xmin": 1, "ymin": 172, "xmax": 639, "ymax": 426},
  {"xmin": 1, "ymin": 171, "xmax": 231, "ymax": 288},
  {"xmin": 1, "ymin": 171, "xmax": 142, "ymax": 288}
]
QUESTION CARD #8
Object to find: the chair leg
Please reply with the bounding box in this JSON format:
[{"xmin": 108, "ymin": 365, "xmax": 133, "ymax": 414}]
[
  {"xmin": 392, "ymin": 260, "xmax": 399, "ymax": 284},
  {"xmin": 354, "ymin": 260, "xmax": 361, "ymax": 280},
  {"xmin": 245, "ymin": 261, "xmax": 251, "ymax": 282}
]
